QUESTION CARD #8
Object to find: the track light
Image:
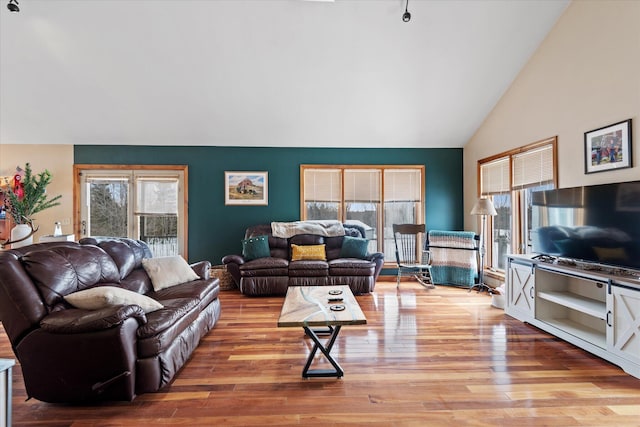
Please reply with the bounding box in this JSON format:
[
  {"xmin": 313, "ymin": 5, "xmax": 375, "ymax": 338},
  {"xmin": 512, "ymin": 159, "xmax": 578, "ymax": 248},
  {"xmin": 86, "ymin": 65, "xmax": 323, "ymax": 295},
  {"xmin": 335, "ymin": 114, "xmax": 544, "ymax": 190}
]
[
  {"xmin": 7, "ymin": 0, "xmax": 19, "ymax": 12},
  {"xmin": 402, "ymin": 0, "xmax": 411, "ymax": 22}
]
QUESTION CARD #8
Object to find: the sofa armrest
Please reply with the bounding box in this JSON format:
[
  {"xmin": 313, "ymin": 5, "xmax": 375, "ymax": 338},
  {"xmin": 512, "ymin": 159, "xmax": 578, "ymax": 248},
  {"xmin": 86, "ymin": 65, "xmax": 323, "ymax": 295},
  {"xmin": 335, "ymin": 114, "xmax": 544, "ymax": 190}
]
[
  {"xmin": 40, "ymin": 305, "xmax": 147, "ymax": 334},
  {"xmin": 221, "ymin": 254, "xmax": 245, "ymax": 287},
  {"xmin": 222, "ymin": 254, "xmax": 245, "ymax": 265},
  {"xmin": 367, "ymin": 252, "xmax": 385, "ymax": 281},
  {"xmin": 190, "ymin": 260, "xmax": 212, "ymax": 279}
]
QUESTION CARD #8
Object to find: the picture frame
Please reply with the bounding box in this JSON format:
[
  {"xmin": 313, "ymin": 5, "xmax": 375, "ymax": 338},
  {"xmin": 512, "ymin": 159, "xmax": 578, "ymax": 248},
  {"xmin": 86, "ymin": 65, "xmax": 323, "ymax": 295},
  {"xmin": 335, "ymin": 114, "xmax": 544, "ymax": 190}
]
[
  {"xmin": 224, "ymin": 171, "xmax": 268, "ymax": 205},
  {"xmin": 584, "ymin": 119, "xmax": 632, "ymax": 174}
]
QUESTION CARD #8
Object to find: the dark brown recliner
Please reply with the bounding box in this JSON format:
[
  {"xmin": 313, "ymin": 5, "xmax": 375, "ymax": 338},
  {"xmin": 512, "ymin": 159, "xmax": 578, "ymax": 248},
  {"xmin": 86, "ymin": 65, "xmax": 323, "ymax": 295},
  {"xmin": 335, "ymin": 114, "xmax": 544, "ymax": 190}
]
[
  {"xmin": 222, "ymin": 223, "xmax": 384, "ymax": 296},
  {"xmin": 0, "ymin": 238, "xmax": 221, "ymax": 403}
]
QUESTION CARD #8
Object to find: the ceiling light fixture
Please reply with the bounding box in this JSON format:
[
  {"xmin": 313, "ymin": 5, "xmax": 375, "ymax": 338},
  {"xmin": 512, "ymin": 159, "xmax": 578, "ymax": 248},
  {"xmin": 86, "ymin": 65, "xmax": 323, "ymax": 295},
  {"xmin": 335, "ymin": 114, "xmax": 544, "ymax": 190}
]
[
  {"xmin": 7, "ymin": 0, "xmax": 19, "ymax": 12},
  {"xmin": 402, "ymin": 0, "xmax": 411, "ymax": 22}
]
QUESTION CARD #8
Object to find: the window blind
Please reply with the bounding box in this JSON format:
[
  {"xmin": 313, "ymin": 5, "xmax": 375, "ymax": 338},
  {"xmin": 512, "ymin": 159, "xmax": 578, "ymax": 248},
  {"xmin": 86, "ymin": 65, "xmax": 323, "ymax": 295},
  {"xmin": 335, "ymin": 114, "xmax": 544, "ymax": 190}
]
[
  {"xmin": 303, "ymin": 169, "xmax": 341, "ymax": 202},
  {"xmin": 480, "ymin": 158, "xmax": 510, "ymax": 195},
  {"xmin": 384, "ymin": 169, "xmax": 421, "ymax": 201},
  {"xmin": 512, "ymin": 144, "xmax": 554, "ymax": 190},
  {"xmin": 344, "ymin": 169, "xmax": 381, "ymax": 202},
  {"xmin": 135, "ymin": 177, "xmax": 178, "ymax": 215}
]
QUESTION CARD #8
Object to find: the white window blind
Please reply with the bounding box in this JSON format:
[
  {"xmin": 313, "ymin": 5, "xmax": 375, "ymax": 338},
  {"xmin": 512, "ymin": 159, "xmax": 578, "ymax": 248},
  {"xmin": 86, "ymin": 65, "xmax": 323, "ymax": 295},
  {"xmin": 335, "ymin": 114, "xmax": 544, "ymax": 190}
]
[
  {"xmin": 304, "ymin": 169, "xmax": 341, "ymax": 202},
  {"xmin": 480, "ymin": 158, "xmax": 510, "ymax": 195},
  {"xmin": 344, "ymin": 169, "xmax": 381, "ymax": 202},
  {"xmin": 384, "ymin": 169, "xmax": 421, "ymax": 201},
  {"xmin": 512, "ymin": 144, "xmax": 554, "ymax": 190},
  {"xmin": 135, "ymin": 177, "xmax": 178, "ymax": 215}
]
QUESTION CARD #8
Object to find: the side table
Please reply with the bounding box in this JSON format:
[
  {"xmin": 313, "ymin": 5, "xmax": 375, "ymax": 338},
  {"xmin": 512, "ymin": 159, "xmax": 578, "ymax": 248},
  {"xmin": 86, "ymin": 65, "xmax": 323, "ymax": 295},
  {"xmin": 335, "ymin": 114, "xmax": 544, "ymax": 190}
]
[{"xmin": 0, "ymin": 359, "xmax": 14, "ymax": 427}]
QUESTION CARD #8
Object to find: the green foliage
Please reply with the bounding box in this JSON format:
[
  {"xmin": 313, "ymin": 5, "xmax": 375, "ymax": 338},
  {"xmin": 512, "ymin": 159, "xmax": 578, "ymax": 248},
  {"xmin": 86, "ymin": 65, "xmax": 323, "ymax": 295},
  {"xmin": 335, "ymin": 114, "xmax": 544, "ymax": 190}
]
[{"xmin": 6, "ymin": 163, "xmax": 62, "ymax": 225}]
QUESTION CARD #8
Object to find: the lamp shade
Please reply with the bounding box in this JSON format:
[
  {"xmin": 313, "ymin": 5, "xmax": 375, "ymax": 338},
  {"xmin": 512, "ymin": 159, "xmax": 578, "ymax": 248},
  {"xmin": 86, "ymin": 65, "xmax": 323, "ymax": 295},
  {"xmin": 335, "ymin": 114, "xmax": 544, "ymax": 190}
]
[{"xmin": 470, "ymin": 197, "xmax": 497, "ymax": 216}]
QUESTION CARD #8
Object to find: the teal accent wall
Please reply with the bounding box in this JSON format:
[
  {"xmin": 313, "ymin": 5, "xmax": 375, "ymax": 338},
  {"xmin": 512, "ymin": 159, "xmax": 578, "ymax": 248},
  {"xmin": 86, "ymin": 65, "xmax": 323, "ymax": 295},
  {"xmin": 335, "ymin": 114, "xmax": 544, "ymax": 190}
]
[{"xmin": 74, "ymin": 146, "xmax": 464, "ymax": 264}]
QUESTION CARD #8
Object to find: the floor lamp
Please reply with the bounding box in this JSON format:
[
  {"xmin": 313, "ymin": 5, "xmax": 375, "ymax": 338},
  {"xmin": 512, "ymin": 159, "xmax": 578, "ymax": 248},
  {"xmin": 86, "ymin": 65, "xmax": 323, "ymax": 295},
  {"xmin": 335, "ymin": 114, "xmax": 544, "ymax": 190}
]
[{"xmin": 470, "ymin": 197, "xmax": 497, "ymax": 293}]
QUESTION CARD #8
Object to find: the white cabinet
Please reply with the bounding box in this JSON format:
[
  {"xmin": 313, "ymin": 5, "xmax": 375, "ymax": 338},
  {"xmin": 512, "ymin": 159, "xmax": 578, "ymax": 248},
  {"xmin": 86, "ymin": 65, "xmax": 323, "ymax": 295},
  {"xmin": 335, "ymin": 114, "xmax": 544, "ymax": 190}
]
[
  {"xmin": 505, "ymin": 259, "xmax": 535, "ymax": 321},
  {"xmin": 505, "ymin": 255, "xmax": 640, "ymax": 379},
  {"xmin": 608, "ymin": 283, "xmax": 640, "ymax": 366}
]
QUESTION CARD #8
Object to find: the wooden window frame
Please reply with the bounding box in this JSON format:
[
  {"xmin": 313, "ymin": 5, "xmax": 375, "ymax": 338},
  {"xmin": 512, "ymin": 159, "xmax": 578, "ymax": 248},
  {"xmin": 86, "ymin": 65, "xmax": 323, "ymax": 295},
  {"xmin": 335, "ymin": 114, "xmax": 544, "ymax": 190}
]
[
  {"xmin": 477, "ymin": 137, "xmax": 558, "ymax": 272},
  {"xmin": 73, "ymin": 164, "xmax": 189, "ymax": 258},
  {"xmin": 300, "ymin": 164, "xmax": 425, "ymax": 267}
]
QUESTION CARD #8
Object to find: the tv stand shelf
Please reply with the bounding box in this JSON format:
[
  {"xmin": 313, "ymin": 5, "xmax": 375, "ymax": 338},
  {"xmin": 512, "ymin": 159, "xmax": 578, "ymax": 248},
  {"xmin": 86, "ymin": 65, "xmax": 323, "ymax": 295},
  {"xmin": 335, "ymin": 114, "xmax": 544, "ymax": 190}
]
[
  {"xmin": 541, "ymin": 317, "xmax": 606, "ymax": 348},
  {"xmin": 537, "ymin": 291, "xmax": 605, "ymax": 319},
  {"xmin": 506, "ymin": 254, "xmax": 640, "ymax": 379}
]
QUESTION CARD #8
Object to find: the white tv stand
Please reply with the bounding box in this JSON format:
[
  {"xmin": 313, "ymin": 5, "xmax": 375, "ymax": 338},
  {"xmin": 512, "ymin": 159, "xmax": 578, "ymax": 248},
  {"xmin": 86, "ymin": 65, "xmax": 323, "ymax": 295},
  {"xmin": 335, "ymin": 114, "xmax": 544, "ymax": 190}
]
[{"xmin": 506, "ymin": 254, "xmax": 640, "ymax": 379}]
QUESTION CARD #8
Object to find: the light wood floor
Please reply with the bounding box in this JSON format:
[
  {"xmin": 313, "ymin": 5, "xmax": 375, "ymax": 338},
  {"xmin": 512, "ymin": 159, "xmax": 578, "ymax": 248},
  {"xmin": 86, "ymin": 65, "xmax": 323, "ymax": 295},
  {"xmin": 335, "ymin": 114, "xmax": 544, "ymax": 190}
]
[{"xmin": 2, "ymin": 280, "xmax": 640, "ymax": 426}]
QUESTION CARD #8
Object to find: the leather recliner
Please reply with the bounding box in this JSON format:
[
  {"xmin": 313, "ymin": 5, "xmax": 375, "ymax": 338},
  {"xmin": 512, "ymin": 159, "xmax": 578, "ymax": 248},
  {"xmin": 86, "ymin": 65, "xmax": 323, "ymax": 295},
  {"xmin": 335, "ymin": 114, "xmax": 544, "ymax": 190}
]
[
  {"xmin": 222, "ymin": 223, "xmax": 384, "ymax": 296},
  {"xmin": 0, "ymin": 238, "xmax": 221, "ymax": 403}
]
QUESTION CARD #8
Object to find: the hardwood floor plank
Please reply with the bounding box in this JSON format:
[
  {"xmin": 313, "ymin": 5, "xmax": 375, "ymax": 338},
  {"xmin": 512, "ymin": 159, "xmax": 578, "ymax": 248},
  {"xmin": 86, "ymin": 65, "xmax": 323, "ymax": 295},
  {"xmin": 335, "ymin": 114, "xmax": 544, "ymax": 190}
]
[{"xmin": 2, "ymin": 281, "xmax": 640, "ymax": 426}]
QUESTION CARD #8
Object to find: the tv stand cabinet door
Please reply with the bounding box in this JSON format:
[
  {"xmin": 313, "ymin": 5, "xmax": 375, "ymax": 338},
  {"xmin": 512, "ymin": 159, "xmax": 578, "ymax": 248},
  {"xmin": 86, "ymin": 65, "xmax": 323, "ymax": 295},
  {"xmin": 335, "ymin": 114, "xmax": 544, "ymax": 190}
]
[
  {"xmin": 608, "ymin": 284, "xmax": 640, "ymax": 366},
  {"xmin": 506, "ymin": 259, "xmax": 535, "ymax": 321}
]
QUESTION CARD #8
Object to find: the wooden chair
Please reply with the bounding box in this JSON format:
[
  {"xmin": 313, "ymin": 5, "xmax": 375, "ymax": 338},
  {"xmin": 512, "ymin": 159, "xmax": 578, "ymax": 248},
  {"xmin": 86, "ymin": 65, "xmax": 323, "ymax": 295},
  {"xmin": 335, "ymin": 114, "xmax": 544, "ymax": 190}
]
[{"xmin": 392, "ymin": 224, "xmax": 433, "ymax": 289}]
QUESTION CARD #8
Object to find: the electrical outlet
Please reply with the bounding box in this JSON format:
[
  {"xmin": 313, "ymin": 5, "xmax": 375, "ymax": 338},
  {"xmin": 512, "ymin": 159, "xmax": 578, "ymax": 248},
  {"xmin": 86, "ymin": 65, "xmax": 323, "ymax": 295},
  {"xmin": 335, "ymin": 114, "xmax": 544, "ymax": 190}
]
[{"xmin": 61, "ymin": 218, "xmax": 71, "ymax": 226}]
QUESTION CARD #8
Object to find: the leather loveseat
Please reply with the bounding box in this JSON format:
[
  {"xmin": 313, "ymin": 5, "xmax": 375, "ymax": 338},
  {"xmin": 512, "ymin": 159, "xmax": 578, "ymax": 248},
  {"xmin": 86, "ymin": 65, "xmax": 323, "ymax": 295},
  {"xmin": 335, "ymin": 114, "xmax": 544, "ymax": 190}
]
[
  {"xmin": 222, "ymin": 223, "xmax": 384, "ymax": 296},
  {"xmin": 0, "ymin": 237, "xmax": 221, "ymax": 403}
]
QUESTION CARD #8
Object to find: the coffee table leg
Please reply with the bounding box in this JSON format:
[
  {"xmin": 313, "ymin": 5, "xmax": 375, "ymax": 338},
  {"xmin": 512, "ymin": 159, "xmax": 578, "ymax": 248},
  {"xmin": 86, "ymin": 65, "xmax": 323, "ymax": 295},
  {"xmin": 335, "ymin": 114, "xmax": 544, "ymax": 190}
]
[{"xmin": 302, "ymin": 325, "xmax": 344, "ymax": 378}]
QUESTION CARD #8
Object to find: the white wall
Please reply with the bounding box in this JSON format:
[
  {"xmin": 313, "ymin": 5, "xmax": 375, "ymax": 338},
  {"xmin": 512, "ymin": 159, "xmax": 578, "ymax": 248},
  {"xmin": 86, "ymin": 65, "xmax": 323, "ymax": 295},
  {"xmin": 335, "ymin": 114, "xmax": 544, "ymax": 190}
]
[
  {"xmin": 0, "ymin": 144, "xmax": 74, "ymax": 241},
  {"xmin": 464, "ymin": 0, "xmax": 640, "ymax": 233}
]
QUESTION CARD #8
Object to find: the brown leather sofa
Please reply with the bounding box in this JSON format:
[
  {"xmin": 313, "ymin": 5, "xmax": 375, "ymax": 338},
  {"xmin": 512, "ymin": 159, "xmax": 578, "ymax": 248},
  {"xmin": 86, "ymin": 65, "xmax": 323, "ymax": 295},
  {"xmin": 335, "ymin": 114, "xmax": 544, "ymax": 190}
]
[
  {"xmin": 222, "ymin": 223, "xmax": 384, "ymax": 296},
  {"xmin": 0, "ymin": 237, "xmax": 221, "ymax": 403}
]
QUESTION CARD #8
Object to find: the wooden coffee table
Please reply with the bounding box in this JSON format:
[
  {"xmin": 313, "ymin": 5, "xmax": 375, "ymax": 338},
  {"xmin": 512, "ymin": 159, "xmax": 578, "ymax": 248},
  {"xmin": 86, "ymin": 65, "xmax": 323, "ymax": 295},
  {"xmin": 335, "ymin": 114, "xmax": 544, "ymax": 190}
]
[{"xmin": 277, "ymin": 285, "xmax": 367, "ymax": 378}]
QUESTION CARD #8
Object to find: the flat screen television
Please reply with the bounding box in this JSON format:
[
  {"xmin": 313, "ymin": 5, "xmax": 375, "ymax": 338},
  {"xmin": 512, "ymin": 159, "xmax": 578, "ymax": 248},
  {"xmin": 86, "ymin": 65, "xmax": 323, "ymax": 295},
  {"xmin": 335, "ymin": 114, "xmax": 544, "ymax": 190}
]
[{"xmin": 530, "ymin": 180, "xmax": 640, "ymax": 271}]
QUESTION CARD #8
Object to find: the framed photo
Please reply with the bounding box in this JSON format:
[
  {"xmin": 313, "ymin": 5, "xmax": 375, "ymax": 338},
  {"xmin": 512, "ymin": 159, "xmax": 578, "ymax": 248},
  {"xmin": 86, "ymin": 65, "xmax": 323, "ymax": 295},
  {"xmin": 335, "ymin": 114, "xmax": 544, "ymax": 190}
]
[
  {"xmin": 584, "ymin": 119, "xmax": 632, "ymax": 174},
  {"xmin": 224, "ymin": 171, "xmax": 268, "ymax": 205}
]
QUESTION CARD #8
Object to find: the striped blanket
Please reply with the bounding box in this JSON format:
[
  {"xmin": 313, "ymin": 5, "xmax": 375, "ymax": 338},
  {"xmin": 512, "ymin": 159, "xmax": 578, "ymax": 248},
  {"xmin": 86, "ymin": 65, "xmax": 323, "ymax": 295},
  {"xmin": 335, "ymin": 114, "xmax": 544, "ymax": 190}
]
[{"xmin": 428, "ymin": 230, "xmax": 478, "ymax": 286}]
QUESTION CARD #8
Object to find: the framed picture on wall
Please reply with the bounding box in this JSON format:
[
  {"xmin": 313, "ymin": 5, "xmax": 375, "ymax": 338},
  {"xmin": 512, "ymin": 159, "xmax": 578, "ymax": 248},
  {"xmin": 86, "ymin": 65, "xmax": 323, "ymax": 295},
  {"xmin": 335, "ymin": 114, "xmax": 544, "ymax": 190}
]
[
  {"xmin": 224, "ymin": 171, "xmax": 268, "ymax": 205},
  {"xmin": 584, "ymin": 119, "xmax": 632, "ymax": 174}
]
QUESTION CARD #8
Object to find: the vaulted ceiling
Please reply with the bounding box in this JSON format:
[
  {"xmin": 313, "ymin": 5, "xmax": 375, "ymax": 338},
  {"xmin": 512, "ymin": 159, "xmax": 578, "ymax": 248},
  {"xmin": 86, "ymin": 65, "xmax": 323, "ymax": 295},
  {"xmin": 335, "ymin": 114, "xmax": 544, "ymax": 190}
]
[{"xmin": 0, "ymin": 0, "xmax": 570, "ymax": 148}]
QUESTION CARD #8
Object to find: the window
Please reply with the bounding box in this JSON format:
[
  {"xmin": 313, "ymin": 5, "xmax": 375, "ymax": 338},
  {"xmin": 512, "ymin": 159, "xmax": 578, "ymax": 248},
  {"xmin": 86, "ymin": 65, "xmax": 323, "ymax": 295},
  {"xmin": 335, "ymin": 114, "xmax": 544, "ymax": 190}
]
[
  {"xmin": 478, "ymin": 137, "xmax": 557, "ymax": 272},
  {"xmin": 301, "ymin": 165, "xmax": 424, "ymax": 264},
  {"xmin": 74, "ymin": 165, "xmax": 188, "ymax": 258}
]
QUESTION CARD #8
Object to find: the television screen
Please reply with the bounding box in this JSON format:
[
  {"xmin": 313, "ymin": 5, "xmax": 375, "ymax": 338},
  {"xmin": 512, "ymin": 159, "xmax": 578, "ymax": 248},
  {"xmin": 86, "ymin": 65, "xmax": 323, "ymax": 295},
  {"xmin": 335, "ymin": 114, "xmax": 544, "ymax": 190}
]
[{"xmin": 530, "ymin": 180, "xmax": 640, "ymax": 271}]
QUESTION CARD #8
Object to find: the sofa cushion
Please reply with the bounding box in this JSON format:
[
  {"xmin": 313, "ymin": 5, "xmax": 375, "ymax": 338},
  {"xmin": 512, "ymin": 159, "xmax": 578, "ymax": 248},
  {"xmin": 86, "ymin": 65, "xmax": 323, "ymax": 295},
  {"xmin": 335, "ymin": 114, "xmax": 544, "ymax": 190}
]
[
  {"xmin": 339, "ymin": 236, "xmax": 369, "ymax": 259},
  {"xmin": 240, "ymin": 257, "xmax": 289, "ymax": 277},
  {"xmin": 142, "ymin": 256, "xmax": 200, "ymax": 291},
  {"xmin": 328, "ymin": 258, "xmax": 375, "ymax": 276},
  {"xmin": 149, "ymin": 279, "xmax": 220, "ymax": 309},
  {"xmin": 290, "ymin": 234, "xmax": 325, "ymax": 246},
  {"xmin": 136, "ymin": 297, "xmax": 201, "ymax": 357},
  {"xmin": 21, "ymin": 245, "xmax": 121, "ymax": 309},
  {"xmin": 64, "ymin": 286, "xmax": 164, "ymax": 313},
  {"xmin": 288, "ymin": 260, "xmax": 329, "ymax": 277},
  {"xmin": 291, "ymin": 244, "xmax": 326, "ymax": 261}
]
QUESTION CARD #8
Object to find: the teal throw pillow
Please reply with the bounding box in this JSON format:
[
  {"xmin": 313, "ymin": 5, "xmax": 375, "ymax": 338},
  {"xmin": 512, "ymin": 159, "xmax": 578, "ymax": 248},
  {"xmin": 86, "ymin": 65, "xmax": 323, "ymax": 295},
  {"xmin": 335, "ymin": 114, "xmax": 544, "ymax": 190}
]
[
  {"xmin": 340, "ymin": 236, "xmax": 369, "ymax": 259},
  {"xmin": 242, "ymin": 235, "xmax": 271, "ymax": 261}
]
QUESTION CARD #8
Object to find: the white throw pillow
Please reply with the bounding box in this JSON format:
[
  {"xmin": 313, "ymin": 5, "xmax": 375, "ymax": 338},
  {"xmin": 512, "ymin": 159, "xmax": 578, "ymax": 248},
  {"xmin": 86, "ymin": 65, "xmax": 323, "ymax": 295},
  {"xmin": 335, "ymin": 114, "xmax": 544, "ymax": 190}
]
[
  {"xmin": 141, "ymin": 255, "xmax": 200, "ymax": 291},
  {"xmin": 65, "ymin": 286, "xmax": 164, "ymax": 313}
]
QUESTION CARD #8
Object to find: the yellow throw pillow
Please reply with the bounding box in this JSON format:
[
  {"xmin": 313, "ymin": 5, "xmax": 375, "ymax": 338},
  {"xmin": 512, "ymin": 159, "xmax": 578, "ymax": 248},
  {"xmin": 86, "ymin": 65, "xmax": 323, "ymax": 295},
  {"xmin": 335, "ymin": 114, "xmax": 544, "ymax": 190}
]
[{"xmin": 291, "ymin": 244, "xmax": 326, "ymax": 261}]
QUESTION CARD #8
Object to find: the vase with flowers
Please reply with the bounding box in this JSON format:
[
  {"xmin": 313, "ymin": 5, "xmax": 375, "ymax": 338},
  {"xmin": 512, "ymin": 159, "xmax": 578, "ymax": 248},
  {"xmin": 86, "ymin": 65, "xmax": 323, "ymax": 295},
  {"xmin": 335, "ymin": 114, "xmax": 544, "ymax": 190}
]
[{"xmin": 2, "ymin": 163, "xmax": 62, "ymax": 248}]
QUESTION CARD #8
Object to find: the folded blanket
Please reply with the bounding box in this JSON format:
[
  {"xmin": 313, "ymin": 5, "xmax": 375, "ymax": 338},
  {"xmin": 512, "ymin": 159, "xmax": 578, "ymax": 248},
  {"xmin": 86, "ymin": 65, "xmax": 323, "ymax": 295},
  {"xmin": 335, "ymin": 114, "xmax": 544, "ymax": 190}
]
[
  {"xmin": 271, "ymin": 220, "xmax": 345, "ymax": 239},
  {"xmin": 428, "ymin": 230, "xmax": 478, "ymax": 286}
]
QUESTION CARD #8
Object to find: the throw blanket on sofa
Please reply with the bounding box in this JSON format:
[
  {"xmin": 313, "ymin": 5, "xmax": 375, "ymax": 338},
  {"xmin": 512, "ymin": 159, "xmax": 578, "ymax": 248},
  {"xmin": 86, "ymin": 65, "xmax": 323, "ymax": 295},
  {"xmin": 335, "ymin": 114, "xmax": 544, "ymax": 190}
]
[
  {"xmin": 271, "ymin": 220, "xmax": 345, "ymax": 239},
  {"xmin": 428, "ymin": 230, "xmax": 478, "ymax": 287}
]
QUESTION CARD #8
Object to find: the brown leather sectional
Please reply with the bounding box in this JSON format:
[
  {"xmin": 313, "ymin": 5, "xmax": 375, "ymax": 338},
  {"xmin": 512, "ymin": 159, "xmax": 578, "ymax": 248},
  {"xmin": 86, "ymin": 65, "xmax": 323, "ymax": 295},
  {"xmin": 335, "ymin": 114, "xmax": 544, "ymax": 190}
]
[
  {"xmin": 222, "ymin": 223, "xmax": 384, "ymax": 296},
  {"xmin": 0, "ymin": 237, "xmax": 220, "ymax": 403}
]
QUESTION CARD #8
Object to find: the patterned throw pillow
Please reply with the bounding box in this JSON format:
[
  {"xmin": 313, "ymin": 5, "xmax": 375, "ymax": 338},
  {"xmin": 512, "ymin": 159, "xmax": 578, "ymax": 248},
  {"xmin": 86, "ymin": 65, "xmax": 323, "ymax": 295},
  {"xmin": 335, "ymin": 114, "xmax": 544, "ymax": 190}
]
[
  {"xmin": 242, "ymin": 235, "xmax": 271, "ymax": 261},
  {"xmin": 290, "ymin": 244, "xmax": 326, "ymax": 261}
]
